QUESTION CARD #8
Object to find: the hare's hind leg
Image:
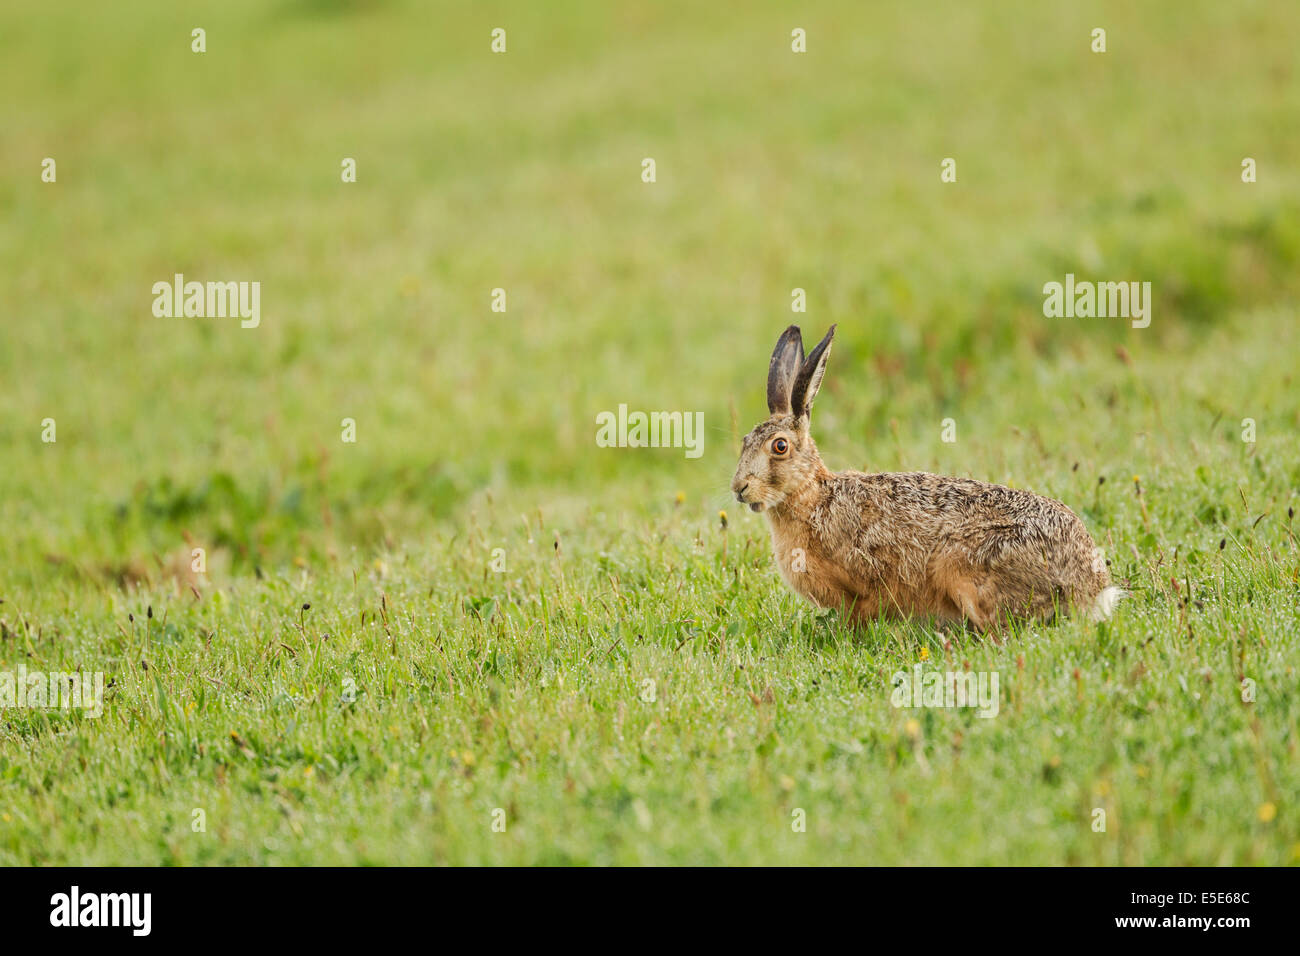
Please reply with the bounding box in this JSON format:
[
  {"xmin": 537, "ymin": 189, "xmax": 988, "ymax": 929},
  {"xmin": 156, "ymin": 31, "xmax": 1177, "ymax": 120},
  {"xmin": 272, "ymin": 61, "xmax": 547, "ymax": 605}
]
[
  {"xmin": 941, "ymin": 575, "xmax": 1003, "ymax": 640},
  {"xmin": 929, "ymin": 552, "xmax": 989, "ymax": 630}
]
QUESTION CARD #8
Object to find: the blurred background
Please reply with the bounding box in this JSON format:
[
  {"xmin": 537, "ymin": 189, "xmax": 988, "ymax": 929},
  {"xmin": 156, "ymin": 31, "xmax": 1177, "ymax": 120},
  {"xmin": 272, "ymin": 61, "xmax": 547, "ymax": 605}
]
[{"xmin": 2, "ymin": 0, "xmax": 1297, "ymax": 588}]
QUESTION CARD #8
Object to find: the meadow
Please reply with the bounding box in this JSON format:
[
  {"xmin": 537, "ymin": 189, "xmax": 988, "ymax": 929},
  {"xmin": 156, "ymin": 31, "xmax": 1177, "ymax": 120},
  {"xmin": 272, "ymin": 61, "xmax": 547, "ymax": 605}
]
[{"xmin": 0, "ymin": 0, "xmax": 1297, "ymax": 864}]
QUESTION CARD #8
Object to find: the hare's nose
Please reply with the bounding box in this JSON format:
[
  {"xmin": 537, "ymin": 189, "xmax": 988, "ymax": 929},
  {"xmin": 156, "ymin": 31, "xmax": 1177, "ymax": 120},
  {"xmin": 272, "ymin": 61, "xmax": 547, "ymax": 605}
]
[{"xmin": 734, "ymin": 482, "xmax": 750, "ymax": 502}]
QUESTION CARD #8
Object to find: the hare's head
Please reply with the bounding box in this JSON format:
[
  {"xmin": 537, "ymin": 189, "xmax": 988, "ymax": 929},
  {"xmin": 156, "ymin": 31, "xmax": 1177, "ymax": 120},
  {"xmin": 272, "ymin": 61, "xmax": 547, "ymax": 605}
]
[{"xmin": 731, "ymin": 325, "xmax": 835, "ymax": 513}]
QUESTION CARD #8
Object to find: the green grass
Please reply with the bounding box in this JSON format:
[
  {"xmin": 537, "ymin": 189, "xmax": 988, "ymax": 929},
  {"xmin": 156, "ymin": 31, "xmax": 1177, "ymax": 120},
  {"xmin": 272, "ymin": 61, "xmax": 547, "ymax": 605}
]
[{"xmin": 1, "ymin": 0, "xmax": 1298, "ymax": 864}]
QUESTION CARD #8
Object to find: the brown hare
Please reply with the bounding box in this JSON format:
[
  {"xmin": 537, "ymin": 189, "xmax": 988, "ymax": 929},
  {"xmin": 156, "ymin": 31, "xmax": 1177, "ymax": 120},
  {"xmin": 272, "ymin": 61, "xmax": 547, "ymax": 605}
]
[{"xmin": 731, "ymin": 325, "xmax": 1122, "ymax": 635}]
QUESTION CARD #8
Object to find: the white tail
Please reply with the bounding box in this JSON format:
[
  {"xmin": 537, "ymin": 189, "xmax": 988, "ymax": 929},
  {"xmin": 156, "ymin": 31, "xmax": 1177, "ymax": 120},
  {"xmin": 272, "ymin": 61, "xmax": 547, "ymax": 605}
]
[{"xmin": 1089, "ymin": 586, "xmax": 1125, "ymax": 622}]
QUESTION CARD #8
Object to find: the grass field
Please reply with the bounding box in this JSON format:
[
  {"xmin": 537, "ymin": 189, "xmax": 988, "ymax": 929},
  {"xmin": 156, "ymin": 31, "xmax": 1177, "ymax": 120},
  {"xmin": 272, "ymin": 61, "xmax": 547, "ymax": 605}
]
[{"xmin": 1, "ymin": 0, "xmax": 1298, "ymax": 865}]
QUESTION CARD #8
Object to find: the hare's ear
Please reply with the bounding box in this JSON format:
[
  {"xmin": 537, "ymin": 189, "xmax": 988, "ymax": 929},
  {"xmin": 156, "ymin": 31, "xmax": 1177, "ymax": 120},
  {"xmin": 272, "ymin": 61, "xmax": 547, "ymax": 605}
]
[
  {"xmin": 792, "ymin": 325, "xmax": 836, "ymax": 420},
  {"xmin": 767, "ymin": 325, "xmax": 805, "ymax": 415}
]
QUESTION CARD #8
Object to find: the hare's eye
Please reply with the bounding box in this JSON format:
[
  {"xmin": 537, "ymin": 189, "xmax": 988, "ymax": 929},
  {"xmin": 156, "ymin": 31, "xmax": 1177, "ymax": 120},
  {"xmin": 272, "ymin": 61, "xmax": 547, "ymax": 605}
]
[{"xmin": 772, "ymin": 438, "xmax": 789, "ymax": 455}]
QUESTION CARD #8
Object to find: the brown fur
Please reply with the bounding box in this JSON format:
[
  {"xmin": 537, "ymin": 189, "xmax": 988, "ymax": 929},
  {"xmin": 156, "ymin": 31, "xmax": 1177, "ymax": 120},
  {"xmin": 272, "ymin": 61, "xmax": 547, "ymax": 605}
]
[{"xmin": 732, "ymin": 326, "xmax": 1113, "ymax": 635}]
